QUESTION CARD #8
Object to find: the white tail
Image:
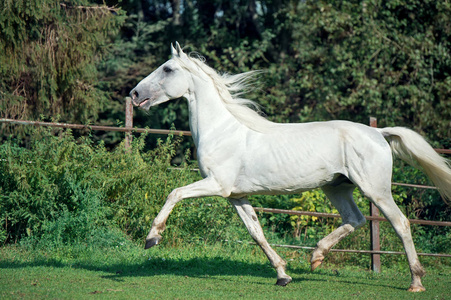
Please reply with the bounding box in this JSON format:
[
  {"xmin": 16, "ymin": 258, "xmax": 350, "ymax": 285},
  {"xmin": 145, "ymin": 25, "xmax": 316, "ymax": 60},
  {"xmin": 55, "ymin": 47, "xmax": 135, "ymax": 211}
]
[{"xmin": 378, "ymin": 127, "xmax": 451, "ymax": 202}]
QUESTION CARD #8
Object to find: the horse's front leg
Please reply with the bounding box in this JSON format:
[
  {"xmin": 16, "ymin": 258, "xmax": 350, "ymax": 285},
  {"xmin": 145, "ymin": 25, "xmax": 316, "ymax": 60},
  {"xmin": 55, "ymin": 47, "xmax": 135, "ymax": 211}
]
[
  {"xmin": 229, "ymin": 198, "xmax": 292, "ymax": 286},
  {"xmin": 145, "ymin": 177, "xmax": 223, "ymax": 249}
]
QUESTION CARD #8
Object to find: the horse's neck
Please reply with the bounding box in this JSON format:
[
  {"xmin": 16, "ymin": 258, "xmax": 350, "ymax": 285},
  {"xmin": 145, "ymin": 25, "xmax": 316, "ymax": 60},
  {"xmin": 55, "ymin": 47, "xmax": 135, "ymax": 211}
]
[{"xmin": 187, "ymin": 76, "xmax": 242, "ymax": 146}]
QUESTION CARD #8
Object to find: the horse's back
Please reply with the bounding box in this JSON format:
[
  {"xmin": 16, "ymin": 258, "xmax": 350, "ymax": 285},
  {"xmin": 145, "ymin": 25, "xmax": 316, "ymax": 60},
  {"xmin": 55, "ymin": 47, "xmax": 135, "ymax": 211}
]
[{"xmin": 230, "ymin": 120, "xmax": 392, "ymax": 196}]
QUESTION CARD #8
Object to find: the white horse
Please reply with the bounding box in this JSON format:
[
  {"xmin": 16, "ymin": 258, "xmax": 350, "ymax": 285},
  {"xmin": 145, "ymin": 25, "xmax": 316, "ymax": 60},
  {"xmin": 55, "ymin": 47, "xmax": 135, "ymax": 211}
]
[{"xmin": 130, "ymin": 42, "xmax": 451, "ymax": 292}]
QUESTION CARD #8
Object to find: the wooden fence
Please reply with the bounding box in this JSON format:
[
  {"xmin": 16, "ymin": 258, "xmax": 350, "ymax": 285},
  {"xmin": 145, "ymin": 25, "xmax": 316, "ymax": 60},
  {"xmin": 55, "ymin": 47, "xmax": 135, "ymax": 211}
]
[{"xmin": 1, "ymin": 98, "xmax": 450, "ymax": 272}]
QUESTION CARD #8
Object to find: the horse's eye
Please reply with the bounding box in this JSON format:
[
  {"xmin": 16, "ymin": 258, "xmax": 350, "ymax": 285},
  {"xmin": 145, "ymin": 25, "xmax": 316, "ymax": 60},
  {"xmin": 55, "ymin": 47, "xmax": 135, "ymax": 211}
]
[{"xmin": 163, "ymin": 66, "xmax": 173, "ymax": 73}]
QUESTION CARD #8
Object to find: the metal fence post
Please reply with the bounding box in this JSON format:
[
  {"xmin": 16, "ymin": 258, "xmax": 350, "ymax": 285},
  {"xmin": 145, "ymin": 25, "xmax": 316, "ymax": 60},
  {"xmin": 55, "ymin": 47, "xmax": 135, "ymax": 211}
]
[
  {"xmin": 125, "ymin": 97, "xmax": 133, "ymax": 149},
  {"xmin": 369, "ymin": 117, "xmax": 381, "ymax": 273}
]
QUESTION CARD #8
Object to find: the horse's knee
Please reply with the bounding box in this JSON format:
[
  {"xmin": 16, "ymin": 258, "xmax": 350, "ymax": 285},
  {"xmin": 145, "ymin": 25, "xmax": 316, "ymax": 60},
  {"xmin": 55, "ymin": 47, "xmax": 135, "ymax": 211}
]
[
  {"xmin": 351, "ymin": 216, "xmax": 366, "ymax": 229},
  {"xmin": 168, "ymin": 188, "xmax": 182, "ymax": 202}
]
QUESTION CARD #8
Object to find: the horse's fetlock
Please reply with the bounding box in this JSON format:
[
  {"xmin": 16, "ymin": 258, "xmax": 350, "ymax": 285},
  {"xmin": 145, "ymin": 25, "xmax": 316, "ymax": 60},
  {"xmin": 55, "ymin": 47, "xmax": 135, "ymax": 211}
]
[
  {"xmin": 311, "ymin": 246, "xmax": 326, "ymax": 262},
  {"xmin": 412, "ymin": 262, "xmax": 426, "ymax": 278}
]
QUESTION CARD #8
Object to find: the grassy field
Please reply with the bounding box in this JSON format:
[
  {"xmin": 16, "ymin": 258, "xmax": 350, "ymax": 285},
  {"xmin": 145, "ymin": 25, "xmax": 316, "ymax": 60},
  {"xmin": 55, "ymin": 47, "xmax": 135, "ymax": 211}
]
[{"xmin": 0, "ymin": 242, "xmax": 450, "ymax": 299}]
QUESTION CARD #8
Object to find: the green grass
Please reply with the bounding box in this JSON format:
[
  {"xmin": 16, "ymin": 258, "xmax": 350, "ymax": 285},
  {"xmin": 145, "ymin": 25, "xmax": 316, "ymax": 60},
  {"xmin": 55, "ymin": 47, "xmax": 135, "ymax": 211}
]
[{"xmin": 0, "ymin": 242, "xmax": 450, "ymax": 299}]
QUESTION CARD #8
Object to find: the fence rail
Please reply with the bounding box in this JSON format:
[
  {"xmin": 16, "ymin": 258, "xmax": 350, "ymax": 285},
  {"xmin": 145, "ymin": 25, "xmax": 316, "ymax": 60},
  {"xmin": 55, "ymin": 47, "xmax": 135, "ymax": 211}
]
[
  {"xmin": 252, "ymin": 207, "xmax": 451, "ymax": 259},
  {"xmin": 228, "ymin": 240, "xmax": 451, "ymax": 258},
  {"xmin": 0, "ymin": 118, "xmax": 192, "ymax": 136},
  {"xmin": 253, "ymin": 207, "xmax": 451, "ymax": 227}
]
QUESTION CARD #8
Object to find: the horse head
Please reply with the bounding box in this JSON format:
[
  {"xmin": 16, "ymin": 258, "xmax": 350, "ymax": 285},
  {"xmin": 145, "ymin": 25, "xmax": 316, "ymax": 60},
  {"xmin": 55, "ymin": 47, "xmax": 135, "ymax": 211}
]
[{"xmin": 130, "ymin": 42, "xmax": 190, "ymax": 110}]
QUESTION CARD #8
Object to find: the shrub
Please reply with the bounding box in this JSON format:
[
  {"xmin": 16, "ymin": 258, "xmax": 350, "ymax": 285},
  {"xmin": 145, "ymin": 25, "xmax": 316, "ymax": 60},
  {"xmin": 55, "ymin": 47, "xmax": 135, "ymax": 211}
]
[{"xmin": 0, "ymin": 127, "xmax": 247, "ymax": 248}]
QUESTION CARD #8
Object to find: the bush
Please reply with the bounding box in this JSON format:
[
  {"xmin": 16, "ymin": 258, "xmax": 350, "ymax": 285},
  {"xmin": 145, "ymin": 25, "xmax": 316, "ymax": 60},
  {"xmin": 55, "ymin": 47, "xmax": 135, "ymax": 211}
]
[
  {"xmin": 0, "ymin": 127, "xmax": 247, "ymax": 248},
  {"xmin": 0, "ymin": 127, "xmax": 123, "ymax": 247}
]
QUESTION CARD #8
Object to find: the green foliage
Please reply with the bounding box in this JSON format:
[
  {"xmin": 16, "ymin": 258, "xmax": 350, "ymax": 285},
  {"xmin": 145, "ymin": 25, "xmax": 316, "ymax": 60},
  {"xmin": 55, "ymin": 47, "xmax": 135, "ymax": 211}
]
[
  {"xmin": 0, "ymin": 127, "xmax": 246, "ymax": 248},
  {"xmin": 3, "ymin": 0, "xmax": 449, "ymax": 147},
  {"xmin": 0, "ymin": 127, "xmax": 120, "ymax": 247},
  {"xmin": 99, "ymin": 0, "xmax": 450, "ymax": 146},
  {"xmin": 0, "ymin": 0, "xmax": 126, "ymax": 124},
  {"xmin": 249, "ymin": 0, "xmax": 451, "ymax": 143},
  {"xmin": 26, "ymin": 180, "xmax": 127, "ymax": 250},
  {"xmin": 290, "ymin": 190, "xmax": 340, "ymax": 240}
]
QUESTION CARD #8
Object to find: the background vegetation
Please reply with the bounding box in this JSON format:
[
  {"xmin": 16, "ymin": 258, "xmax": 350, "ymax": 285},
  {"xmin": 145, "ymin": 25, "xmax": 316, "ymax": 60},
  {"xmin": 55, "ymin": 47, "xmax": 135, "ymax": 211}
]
[
  {"xmin": 0, "ymin": 1, "xmax": 126, "ymax": 125},
  {"xmin": 0, "ymin": 0, "xmax": 450, "ymax": 276},
  {"xmin": 1, "ymin": 0, "xmax": 450, "ymax": 147},
  {"xmin": 0, "ymin": 128, "xmax": 449, "ymax": 270}
]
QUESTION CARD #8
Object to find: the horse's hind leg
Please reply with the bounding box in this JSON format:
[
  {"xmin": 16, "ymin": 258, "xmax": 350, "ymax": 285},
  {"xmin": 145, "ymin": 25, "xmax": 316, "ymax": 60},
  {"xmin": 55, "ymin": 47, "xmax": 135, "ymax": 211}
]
[
  {"xmin": 361, "ymin": 188, "xmax": 426, "ymax": 292},
  {"xmin": 311, "ymin": 184, "xmax": 366, "ymax": 271},
  {"xmin": 229, "ymin": 198, "xmax": 292, "ymax": 286}
]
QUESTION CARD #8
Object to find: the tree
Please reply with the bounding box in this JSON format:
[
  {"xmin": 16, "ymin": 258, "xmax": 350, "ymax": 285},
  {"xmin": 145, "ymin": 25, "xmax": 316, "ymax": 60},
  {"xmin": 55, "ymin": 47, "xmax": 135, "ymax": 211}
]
[
  {"xmin": 265, "ymin": 0, "xmax": 451, "ymax": 146},
  {"xmin": 0, "ymin": 0, "xmax": 125, "ymax": 124},
  {"xmin": 2, "ymin": 0, "xmax": 449, "ymax": 147},
  {"xmin": 103, "ymin": 0, "xmax": 450, "ymax": 146}
]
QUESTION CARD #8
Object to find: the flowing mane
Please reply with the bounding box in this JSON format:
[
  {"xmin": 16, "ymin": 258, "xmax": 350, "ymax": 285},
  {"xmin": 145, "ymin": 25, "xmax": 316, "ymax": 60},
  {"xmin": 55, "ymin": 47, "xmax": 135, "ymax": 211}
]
[{"xmin": 173, "ymin": 54, "xmax": 276, "ymax": 132}]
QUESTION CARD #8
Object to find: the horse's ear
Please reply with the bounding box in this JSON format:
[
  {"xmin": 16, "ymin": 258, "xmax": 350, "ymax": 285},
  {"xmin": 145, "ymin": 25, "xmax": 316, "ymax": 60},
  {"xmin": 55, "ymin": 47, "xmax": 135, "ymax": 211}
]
[
  {"xmin": 175, "ymin": 41, "xmax": 188, "ymax": 59},
  {"xmin": 171, "ymin": 42, "xmax": 188, "ymax": 59},
  {"xmin": 171, "ymin": 43, "xmax": 178, "ymax": 57},
  {"xmin": 175, "ymin": 42, "xmax": 183, "ymax": 54}
]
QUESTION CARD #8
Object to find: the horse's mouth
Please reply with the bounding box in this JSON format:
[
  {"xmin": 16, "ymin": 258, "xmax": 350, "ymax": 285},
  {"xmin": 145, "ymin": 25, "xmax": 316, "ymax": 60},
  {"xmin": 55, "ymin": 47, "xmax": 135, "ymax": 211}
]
[
  {"xmin": 134, "ymin": 98, "xmax": 151, "ymax": 108},
  {"xmin": 139, "ymin": 98, "xmax": 151, "ymax": 107}
]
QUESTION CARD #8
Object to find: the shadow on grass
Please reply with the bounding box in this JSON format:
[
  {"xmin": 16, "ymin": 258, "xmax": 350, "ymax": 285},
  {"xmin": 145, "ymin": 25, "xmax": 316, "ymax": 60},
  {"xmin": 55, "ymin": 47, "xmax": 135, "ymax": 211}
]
[
  {"xmin": 1, "ymin": 254, "xmax": 277, "ymax": 278},
  {"xmin": 0, "ymin": 253, "xmax": 406, "ymax": 291}
]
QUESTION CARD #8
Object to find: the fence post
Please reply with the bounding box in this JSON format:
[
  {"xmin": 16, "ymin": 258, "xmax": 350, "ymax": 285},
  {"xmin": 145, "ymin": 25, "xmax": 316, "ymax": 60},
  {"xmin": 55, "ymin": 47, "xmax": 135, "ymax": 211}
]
[
  {"xmin": 125, "ymin": 97, "xmax": 133, "ymax": 149},
  {"xmin": 369, "ymin": 117, "xmax": 381, "ymax": 273}
]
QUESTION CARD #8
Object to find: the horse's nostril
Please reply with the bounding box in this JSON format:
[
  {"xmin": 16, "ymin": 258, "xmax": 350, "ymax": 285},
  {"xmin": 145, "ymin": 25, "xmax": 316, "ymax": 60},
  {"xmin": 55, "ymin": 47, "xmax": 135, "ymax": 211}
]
[{"xmin": 131, "ymin": 90, "xmax": 139, "ymax": 100}]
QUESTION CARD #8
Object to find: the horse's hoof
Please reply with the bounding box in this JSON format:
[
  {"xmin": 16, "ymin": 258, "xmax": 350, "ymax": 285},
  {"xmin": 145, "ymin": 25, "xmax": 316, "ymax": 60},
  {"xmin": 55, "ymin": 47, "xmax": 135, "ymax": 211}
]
[
  {"xmin": 311, "ymin": 259, "xmax": 322, "ymax": 271},
  {"xmin": 275, "ymin": 277, "xmax": 292, "ymax": 286},
  {"xmin": 145, "ymin": 236, "xmax": 162, "ymax": 249},
  {"xmin": 407, "ymin": 285, "xmax": 426, "ymax": 292}
]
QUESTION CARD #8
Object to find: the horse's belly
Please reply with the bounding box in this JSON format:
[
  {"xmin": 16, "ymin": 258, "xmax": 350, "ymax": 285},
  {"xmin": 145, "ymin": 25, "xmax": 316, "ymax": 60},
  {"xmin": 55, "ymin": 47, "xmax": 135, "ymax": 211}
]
[
  {"xmin": 231, "ymin": 144, "xmax": 343, "ymax": 196},
  {"xmin": 232, "ymin": 167, "xmax": 337, "ymax": 195}
]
